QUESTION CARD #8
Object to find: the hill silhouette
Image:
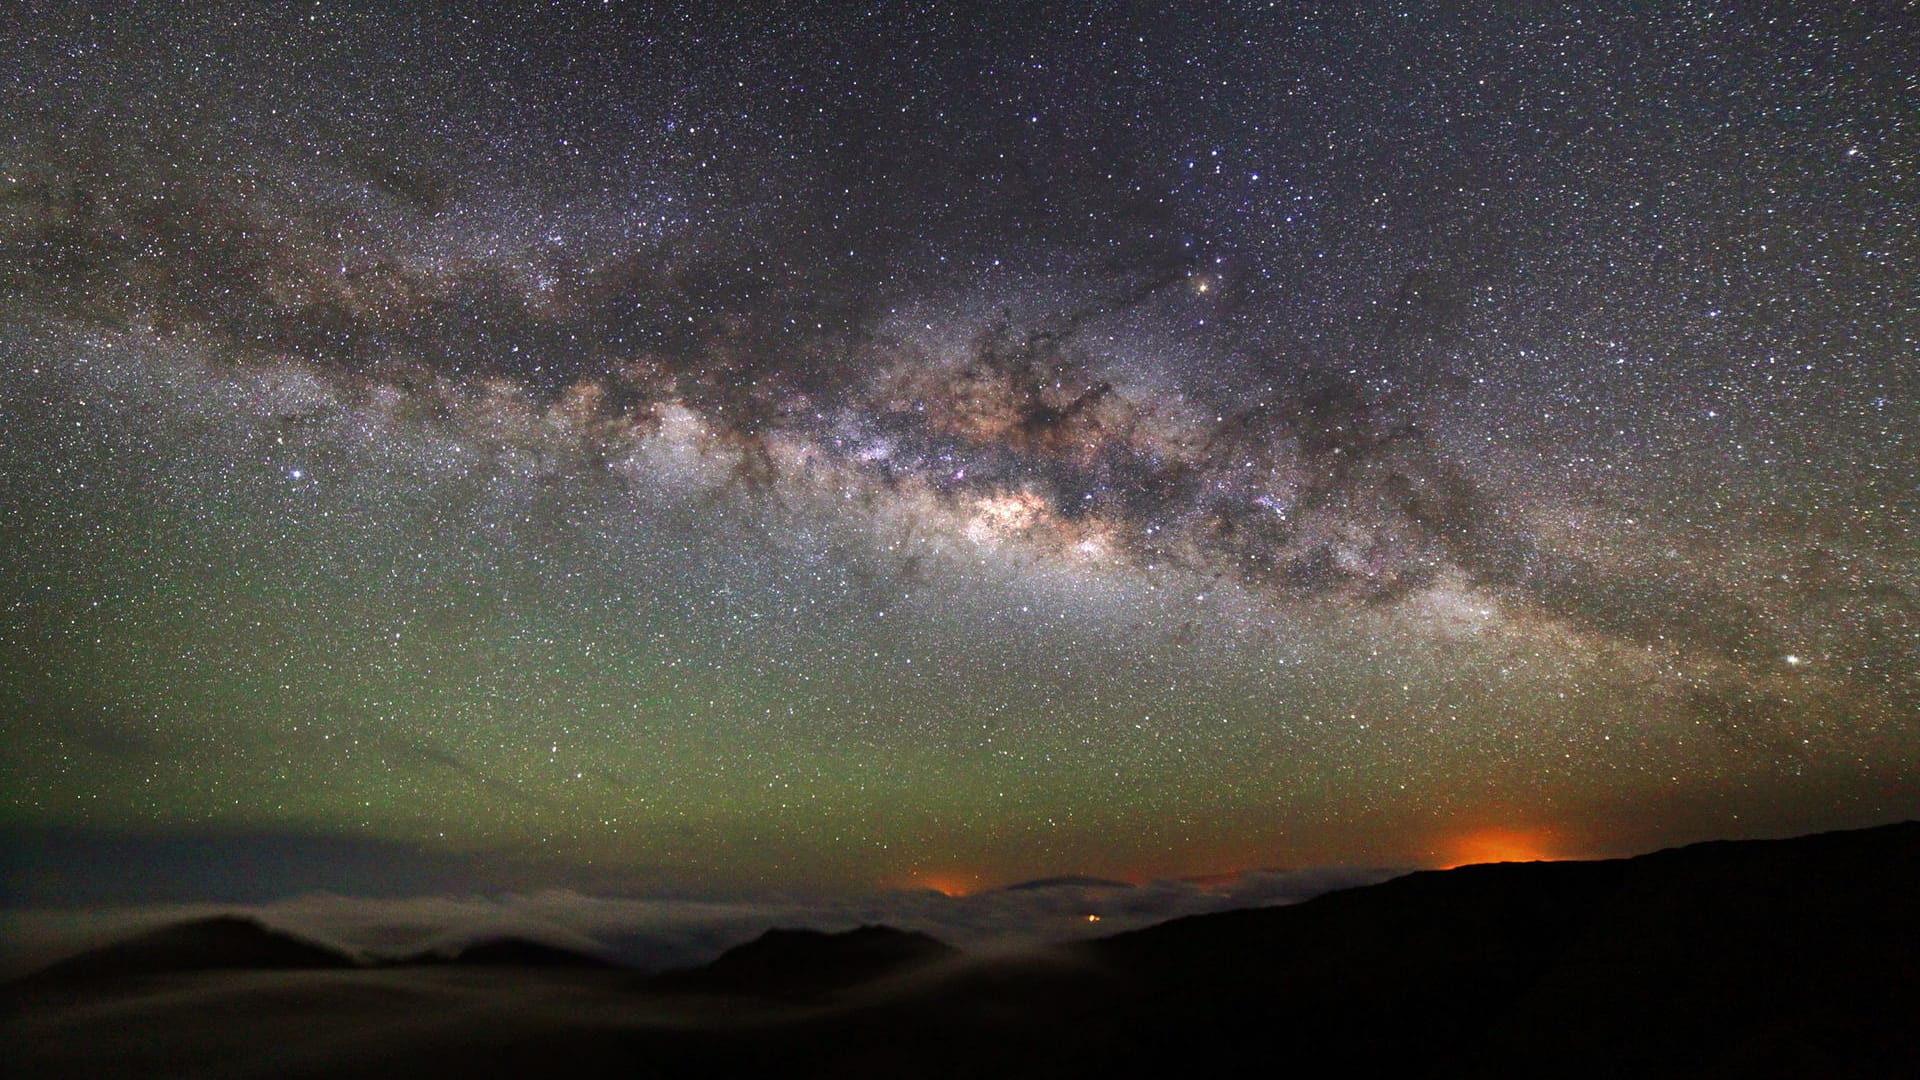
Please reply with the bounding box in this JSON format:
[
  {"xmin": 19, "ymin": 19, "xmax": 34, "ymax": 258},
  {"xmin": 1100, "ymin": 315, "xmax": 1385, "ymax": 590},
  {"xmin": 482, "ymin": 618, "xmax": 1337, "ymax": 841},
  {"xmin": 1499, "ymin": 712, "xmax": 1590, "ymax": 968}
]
[
  {"xmin": 633, "ymin": 821, "xmax": 1920, "ymax": 1077},
  {"xmin": 653, "ymin": 924, "xmax": 956, "ymax": 998},
  {"xmin": 1074, "ymin": 821, "xmax": 1920, "ymax": 1075},
  {"xmin": 996, "ymin": 875, "xmax": 1134, "ymax": 891},
  {"xmin": 5, "ymin": 823, "xmax": 1916, "ymax": 1077},
  {"xmin": 12, "ymin": 915, "xmax": 358, "ymax": 985}
]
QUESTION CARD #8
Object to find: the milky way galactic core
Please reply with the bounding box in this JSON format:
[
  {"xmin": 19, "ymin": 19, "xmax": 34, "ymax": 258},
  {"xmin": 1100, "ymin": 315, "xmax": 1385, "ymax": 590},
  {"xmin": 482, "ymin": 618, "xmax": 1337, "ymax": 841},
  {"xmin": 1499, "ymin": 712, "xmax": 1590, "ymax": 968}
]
[{"xmin": 2, "ymin": 3, "xmax": 1915, "ymax": 896}]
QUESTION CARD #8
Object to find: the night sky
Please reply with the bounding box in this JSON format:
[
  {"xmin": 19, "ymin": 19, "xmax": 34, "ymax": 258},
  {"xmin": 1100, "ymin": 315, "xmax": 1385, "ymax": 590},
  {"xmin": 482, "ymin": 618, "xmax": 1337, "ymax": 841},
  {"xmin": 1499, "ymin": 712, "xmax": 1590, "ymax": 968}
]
[{"xmin": 3, "ymin": 1, "xmax": 1915, "ymax": 905}]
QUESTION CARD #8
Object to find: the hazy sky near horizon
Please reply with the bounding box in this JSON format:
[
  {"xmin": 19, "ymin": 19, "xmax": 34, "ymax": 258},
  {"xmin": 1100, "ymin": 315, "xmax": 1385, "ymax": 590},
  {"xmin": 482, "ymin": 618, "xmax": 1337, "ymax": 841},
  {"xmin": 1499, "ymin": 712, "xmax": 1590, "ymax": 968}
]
[{"xmin": 3, "ymin": 1, "xmax": 1916, "ymax": 903}]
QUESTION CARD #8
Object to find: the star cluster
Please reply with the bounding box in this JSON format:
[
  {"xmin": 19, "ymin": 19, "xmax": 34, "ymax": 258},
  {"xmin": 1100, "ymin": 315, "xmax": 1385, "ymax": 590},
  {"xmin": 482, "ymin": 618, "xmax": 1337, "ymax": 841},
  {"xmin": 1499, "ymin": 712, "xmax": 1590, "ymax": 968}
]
[{"xmin": 1, "ymin": 2, "xmax": 1915, "ymax": 896}]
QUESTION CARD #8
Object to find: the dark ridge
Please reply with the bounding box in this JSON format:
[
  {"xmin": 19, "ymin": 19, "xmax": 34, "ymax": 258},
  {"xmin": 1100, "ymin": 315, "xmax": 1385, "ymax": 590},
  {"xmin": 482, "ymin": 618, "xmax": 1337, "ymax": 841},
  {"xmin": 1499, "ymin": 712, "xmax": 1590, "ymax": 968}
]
[
  {"xmin": 1081, "ymin": 820, "xmax": 1920, "ymax": 1077},
  {"xmin": 996, "ymin": 875, "xmax": 1135, "ymax": 892},
  {"xmin": 10, "ymin": 914, "xmax": 358, "ymax": 985},
  {"xmin": 5, "ymin": 825, "xmax": 1915, "ymax": 1078},
  {"xmin": 653, "ymin": 924, "xmax": 955, "ymax": 999},
  {"xmin": 393, "ymin": 937, "xmax": 618, "ymax": 969}
]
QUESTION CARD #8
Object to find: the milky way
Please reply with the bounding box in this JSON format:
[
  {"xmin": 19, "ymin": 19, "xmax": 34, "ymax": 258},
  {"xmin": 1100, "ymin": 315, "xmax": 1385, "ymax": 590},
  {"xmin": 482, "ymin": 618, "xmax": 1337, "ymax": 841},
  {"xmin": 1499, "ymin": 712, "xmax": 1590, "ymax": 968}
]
[{"xmin": 2, "ymin": 3, "xmax": 1915, "ymax": 898}]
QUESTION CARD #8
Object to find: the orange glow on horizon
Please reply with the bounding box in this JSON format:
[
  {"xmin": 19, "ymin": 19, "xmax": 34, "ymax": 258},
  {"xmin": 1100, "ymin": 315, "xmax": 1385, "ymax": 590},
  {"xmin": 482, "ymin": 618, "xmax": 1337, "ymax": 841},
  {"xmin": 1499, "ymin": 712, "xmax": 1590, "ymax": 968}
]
[
  {"xmin": 895, "ymin": 870, "xmax": 983, "ymax": 897},
  {"xmin": 1439, "ymin": 828, "xmax": 1560, "ymax": 868}
]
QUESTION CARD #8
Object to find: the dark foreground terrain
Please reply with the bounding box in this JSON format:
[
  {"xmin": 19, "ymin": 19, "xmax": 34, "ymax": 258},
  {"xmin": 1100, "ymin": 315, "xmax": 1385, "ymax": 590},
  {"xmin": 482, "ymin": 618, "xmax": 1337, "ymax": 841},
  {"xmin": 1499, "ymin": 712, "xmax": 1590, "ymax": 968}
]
[{"xmin": 6, "ymin": 822, "xmax": 1916, "ymax": 1078}]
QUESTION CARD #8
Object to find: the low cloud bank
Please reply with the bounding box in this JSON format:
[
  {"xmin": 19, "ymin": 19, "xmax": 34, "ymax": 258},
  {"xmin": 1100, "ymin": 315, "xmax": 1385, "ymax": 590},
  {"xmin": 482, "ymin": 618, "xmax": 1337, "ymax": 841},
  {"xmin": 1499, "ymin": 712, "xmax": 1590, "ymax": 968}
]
[{"xmin": 0, "ymin": 865, "xmax": 1401, "ymax": 976}]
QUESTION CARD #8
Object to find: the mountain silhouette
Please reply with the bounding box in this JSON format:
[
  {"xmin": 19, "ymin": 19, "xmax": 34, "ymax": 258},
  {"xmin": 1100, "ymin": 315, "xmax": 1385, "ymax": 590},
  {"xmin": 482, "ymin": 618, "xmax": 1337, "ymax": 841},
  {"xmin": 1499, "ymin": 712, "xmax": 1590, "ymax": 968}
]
[
  {"xmin": 636, "ymin": 822, "xmax": 1920, "ymax": 1077},
  {"xmin": 996, "ymin": 875, "xmax": 1134, "ymax": 891},
  {"xmin": 5, "ymin": 824, "xmax": 1916, "ymax": 1077},
  {"xmin": 1080, "ymin": 820, "xmax": 1920, "ymax": 1076},
  {"xmin": 654, "ymin": 924, "xmax": 956, "ymax": 998},
  {"xmin": 12, "ymin": 914, "xmax": 357, "ymax": 985}
]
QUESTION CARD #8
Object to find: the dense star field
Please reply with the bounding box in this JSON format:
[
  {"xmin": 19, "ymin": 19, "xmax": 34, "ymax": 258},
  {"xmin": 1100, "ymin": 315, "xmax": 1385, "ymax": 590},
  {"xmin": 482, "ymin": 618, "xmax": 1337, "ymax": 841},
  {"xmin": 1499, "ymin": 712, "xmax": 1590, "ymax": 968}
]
[{"xmin": 2, "ymin": 2, "xmax": 1915, "ymax": 902}]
